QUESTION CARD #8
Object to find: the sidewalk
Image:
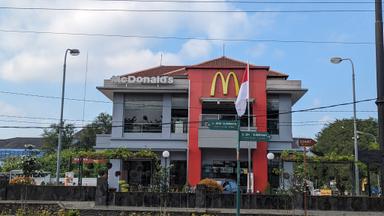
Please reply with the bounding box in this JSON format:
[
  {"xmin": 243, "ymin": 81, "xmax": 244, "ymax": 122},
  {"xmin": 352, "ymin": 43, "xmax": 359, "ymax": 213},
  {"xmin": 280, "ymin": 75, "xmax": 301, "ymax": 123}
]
[
  {"xmin": 60, "ymin": 201, "xmax": 384, "ymax": 216},
  {"xmin": 1, "ymin": 200, "xmax": 384, "ymax": 216}
]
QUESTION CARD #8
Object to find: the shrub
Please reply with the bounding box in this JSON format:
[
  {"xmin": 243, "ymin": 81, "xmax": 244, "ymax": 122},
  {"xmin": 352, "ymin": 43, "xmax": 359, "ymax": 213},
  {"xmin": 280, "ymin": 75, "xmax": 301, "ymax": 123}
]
[
  {"xmin": 197, "ymin": 178, "xmax": 223, "ymax": 192},
  {"xmin": 9, "ymin": 176, "xmax": 35, "ymax": 185}
]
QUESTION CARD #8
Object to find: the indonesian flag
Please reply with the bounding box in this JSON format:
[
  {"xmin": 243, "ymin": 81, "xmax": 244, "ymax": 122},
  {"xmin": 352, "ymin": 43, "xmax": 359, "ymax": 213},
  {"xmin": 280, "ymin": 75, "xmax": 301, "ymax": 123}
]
[{"xmin": 235, "ymin": 64, "xmax": 249, "ymax": 116}]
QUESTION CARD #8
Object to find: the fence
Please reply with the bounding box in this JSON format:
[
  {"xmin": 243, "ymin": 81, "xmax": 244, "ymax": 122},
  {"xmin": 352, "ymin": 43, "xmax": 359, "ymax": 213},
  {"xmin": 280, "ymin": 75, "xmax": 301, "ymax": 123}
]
[{"xmin": 1, "ymin": 179, "xmax": 384, "ymax": 212}]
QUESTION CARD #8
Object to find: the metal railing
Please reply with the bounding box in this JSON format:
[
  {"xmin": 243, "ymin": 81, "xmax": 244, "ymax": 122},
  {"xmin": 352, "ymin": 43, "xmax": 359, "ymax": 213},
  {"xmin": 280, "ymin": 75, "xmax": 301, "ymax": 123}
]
[
  {"xmin": 171, "ymin": 117, "xmax": 188, "ymax": 134},
  {"xmin": 124, "ymin": 122, "xmax": 162, "ymax": 133}
]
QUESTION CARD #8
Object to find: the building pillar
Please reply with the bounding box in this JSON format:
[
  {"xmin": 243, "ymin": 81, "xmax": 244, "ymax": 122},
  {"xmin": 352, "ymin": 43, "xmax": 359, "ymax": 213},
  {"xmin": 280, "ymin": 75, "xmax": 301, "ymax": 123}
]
[
  {"xmin": 187, "ymin": 78, "xmax": 202, "ymax": 186},
  {"xmin": 253, "ymin": 142, "xmax": 268, "ymax": 192}
]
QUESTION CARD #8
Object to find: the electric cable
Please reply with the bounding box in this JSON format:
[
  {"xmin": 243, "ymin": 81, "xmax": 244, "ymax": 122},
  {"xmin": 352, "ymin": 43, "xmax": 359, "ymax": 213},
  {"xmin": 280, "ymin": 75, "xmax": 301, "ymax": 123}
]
[
  {"xmin": 0, "ymin": 29, "xmax": 373, "ymax": 45},
  {"xmin": 0, "ymin": 6, "xmax": 374, "ymax": 13}
]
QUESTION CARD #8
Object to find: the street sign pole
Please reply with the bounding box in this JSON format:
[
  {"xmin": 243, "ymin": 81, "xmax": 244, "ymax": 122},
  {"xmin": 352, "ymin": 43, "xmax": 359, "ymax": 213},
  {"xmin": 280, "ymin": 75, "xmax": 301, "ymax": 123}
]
[{"xmin": 236, "ymin": 119, "xmax": 241, "ymax": 216}]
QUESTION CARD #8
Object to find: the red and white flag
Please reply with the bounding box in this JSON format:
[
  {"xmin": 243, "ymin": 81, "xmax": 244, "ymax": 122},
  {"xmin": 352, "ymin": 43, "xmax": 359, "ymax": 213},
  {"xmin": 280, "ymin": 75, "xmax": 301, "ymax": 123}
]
[{"xmin": 235, "ymin": 64, "xmax": 249, "ymax": 116}]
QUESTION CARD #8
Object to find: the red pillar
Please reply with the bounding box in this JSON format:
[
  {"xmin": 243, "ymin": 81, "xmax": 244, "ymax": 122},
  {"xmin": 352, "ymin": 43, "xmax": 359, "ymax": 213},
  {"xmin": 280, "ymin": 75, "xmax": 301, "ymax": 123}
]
[
  {"xmin": 187, "ymin": 73, "xmax": 203, "ymax": 186},
  {"xmin": 251, "ymin": 71, "xmax": 268, "ymax": 192}
]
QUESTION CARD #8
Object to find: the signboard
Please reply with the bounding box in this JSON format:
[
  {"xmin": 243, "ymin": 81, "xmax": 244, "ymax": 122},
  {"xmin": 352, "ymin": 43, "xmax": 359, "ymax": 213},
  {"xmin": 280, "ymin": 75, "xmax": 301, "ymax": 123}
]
[
  {"xmin": 320, "ymin": 189, "xmax": 332, "ymax": 196},
  {"xmin": 72, "ymin": 158, "xmax": 107, "ymax": 164},
  {"xmin": 240, "ymin": 131, "xmax": 271, "ymax": 142},
  {"xmin": 207, "ymin": 120, "xmax": 238, "ymax": 130},
  {"xmin": 111, "ymin": 75, "xmax": 174, "ymax": 85},
  {"xmin": 298, "ymin": 138, "xmax": 317, "ymax": 147},
  {"xmin": 210, "ymin": 71, "xmax": 240, "ymax": 96}
]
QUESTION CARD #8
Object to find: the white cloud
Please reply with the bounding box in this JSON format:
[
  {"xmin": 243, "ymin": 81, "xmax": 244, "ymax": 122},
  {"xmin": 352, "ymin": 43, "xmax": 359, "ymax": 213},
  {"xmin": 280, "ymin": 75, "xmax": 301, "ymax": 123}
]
[
  {"xmin": 0, "ymin": 52, "xmax": 59, "ymax": 82},
  {"xmin": 180, "ymin": 40, "xmax": 212, "ymax": 59},
  {"xmin": 0, "ymin": 1, "xmax": 276, "ymax": 82},
  {"xmin": 104, "ymin": 49, "xmax": 182, "ymax": 76}
]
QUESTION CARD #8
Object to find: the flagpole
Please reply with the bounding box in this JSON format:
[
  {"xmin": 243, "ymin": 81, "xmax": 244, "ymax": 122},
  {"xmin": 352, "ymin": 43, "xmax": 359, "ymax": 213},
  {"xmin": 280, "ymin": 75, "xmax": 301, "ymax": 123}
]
[
  {"xmin": 236, "ymin": 119, "xmax": 241, "ymax": 216},
  {"xmin": 246, "ymin": 63, "xmax": 252, "ymax": 193}
]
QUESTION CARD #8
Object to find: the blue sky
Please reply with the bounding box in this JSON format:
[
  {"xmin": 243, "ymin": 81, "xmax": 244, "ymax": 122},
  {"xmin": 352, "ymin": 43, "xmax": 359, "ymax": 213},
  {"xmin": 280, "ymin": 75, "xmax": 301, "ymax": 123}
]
[{"xmin": 0, "ymin": 0, "xmax": 378, "ymax": 139}]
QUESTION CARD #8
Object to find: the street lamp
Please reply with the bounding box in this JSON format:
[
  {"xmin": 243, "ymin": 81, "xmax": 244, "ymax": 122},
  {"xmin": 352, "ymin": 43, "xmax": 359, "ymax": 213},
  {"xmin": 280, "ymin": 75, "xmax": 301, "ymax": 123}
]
[
  {"xmin": 267, "ymin": 152, "xmax": 275, "ymax": 160},
  {"xmin": 162, "ymin": 150, "xmax": 170, "ymax": 191},
  {"xmin": 357, "ymin": 131, "xmax": 378, "ymax": 144},
  {"xmin": 330, "ymin": 56, "xmax": 359, "ymax": 195},
  {"xmin": 56, "ymin": 49, "xmax": 80, "ymax": 185}
]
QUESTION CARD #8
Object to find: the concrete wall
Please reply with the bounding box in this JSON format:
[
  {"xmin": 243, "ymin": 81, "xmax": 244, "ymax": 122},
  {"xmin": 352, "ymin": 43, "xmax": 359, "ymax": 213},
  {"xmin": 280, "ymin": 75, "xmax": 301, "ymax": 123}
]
[
  {"xmin": 201, "ymin": 149, "xmax": 250, "ymax": 165},
  {"xmin": 198, "ymin": 128, "xmax": 257, "ymax": 149},
  {"xmin": 100, "ymin": 90, "xmax": 294, "ymax": 152},
  {"xmin": 96, "ymin": 92, "xmax": 188, "ymax": 150},
  {"xmin": 268, "ymin": 94, "xmax": 293, "ymax": 151},
  {"xmin": 111, "ymin": 93, "xmax": 124, "ymax": 139}
]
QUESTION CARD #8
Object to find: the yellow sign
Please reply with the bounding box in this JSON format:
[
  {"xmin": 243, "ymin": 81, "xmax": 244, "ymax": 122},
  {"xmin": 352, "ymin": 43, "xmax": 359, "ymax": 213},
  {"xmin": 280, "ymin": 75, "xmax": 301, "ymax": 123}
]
[
  {"xmin": 210, "ymin": 71, "xmax": 240, "ymax": 96},
  {"xmin": 320, "ymin": 189, "xmax": 332, "ymax": 196}
]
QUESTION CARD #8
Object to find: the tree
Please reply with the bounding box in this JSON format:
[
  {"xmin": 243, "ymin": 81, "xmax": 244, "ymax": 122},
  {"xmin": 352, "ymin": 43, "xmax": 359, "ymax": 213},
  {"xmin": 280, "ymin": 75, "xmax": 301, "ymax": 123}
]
[
  {"xmin": 20, "ymin": 155, "xmax": 41, "ymax": 177},
  {"xmin": 314, "ymin": 118, "xmax": 378, "ymax": 155},
  {"xmin": 42, "ymin": 123, "xmax": 75, "ymax": 153},
  {"xmin": 76, "ymin": 112, "xmax": 112, "ymax": 150},
  {"xmin": 311, "ymin": 118, "xmax": 378, "ymax": 194},
  {"xmin": 1, "ymin": 157, "xmax": 22, "ymax": 172}
]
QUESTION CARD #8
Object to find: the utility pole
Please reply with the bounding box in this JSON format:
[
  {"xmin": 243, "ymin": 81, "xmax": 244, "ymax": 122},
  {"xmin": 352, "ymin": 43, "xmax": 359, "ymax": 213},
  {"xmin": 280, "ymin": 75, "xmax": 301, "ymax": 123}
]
[{"xmin": 374, "ymin": 0, "xmax": 384, "ymax": 193}]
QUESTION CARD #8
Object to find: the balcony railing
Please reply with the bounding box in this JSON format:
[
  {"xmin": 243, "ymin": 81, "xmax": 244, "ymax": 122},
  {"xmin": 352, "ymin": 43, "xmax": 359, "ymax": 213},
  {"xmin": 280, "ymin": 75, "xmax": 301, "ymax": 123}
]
[
  {"xmin": 171, "ymin": 117, "xmax": 188, "ymax": 134},
  {"xmin": 124, "ymin": 122, "xmax": 162, "ymax": 133},
  {"xmin": 123, "ymin": 118, "xmax": 188, "ymax": 134}
]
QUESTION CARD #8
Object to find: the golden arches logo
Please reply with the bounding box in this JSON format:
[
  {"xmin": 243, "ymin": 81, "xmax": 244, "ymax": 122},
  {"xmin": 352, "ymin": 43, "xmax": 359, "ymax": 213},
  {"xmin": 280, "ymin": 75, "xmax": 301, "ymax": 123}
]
[{"xmin": 210, "ymin": 71, "xmax": 240, "ymax": 96}]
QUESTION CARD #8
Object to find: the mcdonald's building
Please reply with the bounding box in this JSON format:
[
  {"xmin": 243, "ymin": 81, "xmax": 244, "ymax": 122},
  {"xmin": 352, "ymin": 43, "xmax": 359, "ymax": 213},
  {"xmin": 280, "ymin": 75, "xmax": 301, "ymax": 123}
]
[{"xmin": 96, "ymin": 56, "xmax": 307, "ymax": 192}]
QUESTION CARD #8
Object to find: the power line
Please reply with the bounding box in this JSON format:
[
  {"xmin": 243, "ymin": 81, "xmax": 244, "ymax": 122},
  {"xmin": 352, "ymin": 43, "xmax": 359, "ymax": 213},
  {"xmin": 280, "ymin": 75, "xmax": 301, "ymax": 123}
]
[
  {"xmin": 96, "ymin": 0, "xmax": 375, "ymax": 4},
  {"xmin": 305, "ymin": 110, "xmax": 377, "ymax": 113},
  {"xmin": 0, "ymin": 90, "xmax": 110, "ymax": 104},
  {"xmin": 0, "ymin": 88, "xmax": 378, "ymax": 114},
  {"xmin": 0, "ymin": 114, "xmax": 94, "ymax": 123},
  {"xmin": 0, "ymin": 29, "xmax": 373, "ymax": 45},
  {"xmin": 0, "ymin": 98, "xmax": 376, "ymax": 129},
  {"xmin": 287, "ymin": 98, "xmax": 376, "ymax": 115},
  {"xmin": 0, "ymin": 6, "xmax": 374, "ymax": 13}
]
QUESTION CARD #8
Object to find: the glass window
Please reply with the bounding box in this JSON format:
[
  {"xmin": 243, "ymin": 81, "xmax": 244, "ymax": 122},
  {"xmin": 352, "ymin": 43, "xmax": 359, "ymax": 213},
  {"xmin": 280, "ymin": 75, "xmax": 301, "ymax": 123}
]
[
  {"xmin": 200, "ymin": 101, "xmax": 253, "ymax": 127},
  {"xmin": 201, "ymin": 160, "xmax": 248, "ymax": 187},
  {"xmin": 124, "ymin": 160, "xmax": 153, "ymax": 186},
  {"xmin": 170, "ymin": 160, "xmax": 187, "ymax": 186},
  {"xmin": 268, "ymin": 154, "xmax": 281, "ymax": 189},
  {"xmin": 171, "ymin": 94, "xmax": 188, "ymax": 133},
  {"xmin": 267, "ymin": 97, "xmax": 279, "ymax": 135},
  {"xmin": 124, "ymin": 94, "xmax": 163, "ymax": 133}
]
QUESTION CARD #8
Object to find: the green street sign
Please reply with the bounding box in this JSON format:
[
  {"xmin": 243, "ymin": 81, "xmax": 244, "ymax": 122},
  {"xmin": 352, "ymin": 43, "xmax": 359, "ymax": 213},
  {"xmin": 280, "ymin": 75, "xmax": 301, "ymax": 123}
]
[
  {"xmin": 240, "ymin": 131, "xmax": 271, "ymax": 141},
  {"xmin": 207, "ymin": 120, "xmax": 238, "ymax": 130}
]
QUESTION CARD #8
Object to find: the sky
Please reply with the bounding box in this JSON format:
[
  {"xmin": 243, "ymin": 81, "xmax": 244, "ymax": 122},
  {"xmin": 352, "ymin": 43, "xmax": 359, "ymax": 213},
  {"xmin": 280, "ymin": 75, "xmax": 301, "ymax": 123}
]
[{"xmin": 0, "ymin": 0, "xmax": 379, "ymax": 139}]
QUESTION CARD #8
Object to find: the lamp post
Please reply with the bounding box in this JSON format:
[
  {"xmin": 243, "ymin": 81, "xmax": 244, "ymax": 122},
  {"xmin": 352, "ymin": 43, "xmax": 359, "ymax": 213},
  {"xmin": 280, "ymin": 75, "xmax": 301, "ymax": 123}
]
[
  {"xmin": 356, "ymin": 130, "xmax": 378, "ymax": 196},
  {"xmin": 330, "ymin": 57, "xmax": 359, "ymax": 195},
  {"xmin": 162, "ymin": 150, "xmax": 170, "ymax": 191},
  {"xmin": 357, "ymin": 130, "xmax": 378, "ymax": 144},
  {"xmin": 56, "ymin": 49, "xmax": 80, "ymax": 185}
]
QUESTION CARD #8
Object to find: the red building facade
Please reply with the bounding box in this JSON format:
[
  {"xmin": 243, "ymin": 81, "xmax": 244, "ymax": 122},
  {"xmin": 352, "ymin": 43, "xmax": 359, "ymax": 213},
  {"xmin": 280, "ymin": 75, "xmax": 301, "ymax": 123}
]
[
  {"xmin": 187, "ymin": 60, "xmax": 269, "ymax": 191},
  {"xmin": 97, "ymin": 56, "xmax": 307, "ymax": 192}
]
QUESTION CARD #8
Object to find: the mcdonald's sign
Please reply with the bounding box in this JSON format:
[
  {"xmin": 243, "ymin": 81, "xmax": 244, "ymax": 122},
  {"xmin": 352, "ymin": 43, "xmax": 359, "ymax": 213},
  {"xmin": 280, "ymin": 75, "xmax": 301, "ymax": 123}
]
[{"xmin": 210, "ymin": 71, "xmax": 240, "ymax": 96}]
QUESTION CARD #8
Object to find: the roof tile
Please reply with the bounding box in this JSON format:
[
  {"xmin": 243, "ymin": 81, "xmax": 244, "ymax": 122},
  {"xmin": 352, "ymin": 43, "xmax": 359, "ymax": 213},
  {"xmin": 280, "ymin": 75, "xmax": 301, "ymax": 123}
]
[{"xmin": 120, "ymin": 57, "xmax": 288, "ymax": 78}]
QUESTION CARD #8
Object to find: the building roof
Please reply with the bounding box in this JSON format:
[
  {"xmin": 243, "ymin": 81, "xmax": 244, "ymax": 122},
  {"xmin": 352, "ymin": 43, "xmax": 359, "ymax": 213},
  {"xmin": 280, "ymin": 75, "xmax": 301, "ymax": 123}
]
[
  {"xmin": 120, "ymin": 56, "xmax": 288, "ymax": 78},
  {"xmin": 0, "ymin": 137, "xmax": 43, "ymax": 149},
  {"xmin": 190, "ymin": 56, "xmax": 267, "ymax": 69},
  {"xmin": 124, "ymin": 65, "xmax": 186, "ymax": 77}
]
